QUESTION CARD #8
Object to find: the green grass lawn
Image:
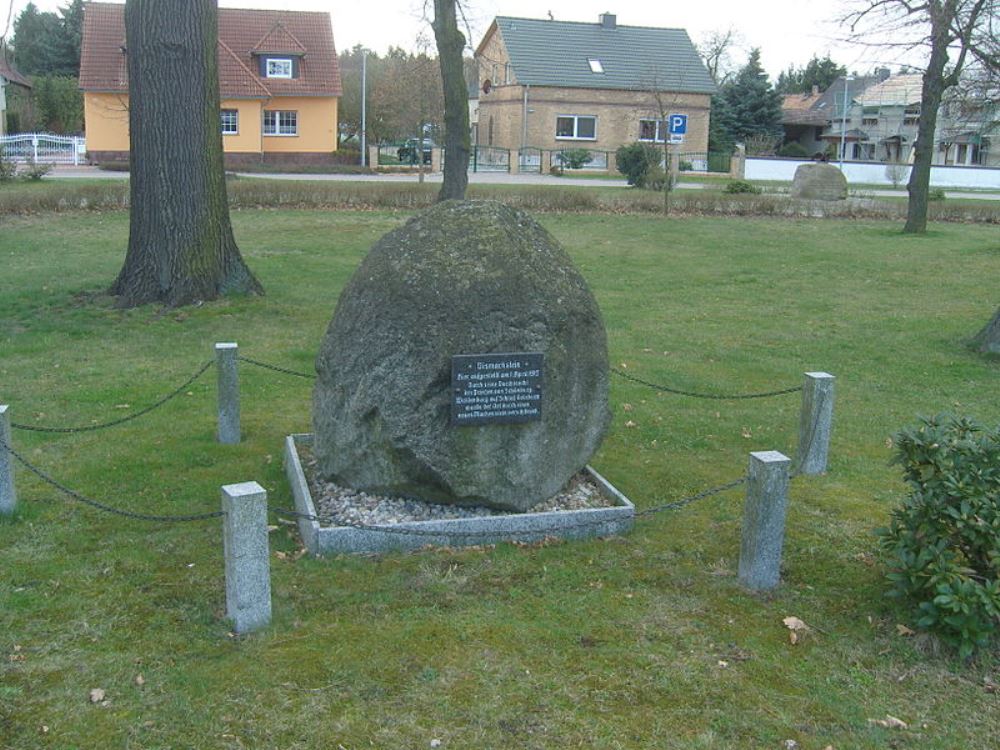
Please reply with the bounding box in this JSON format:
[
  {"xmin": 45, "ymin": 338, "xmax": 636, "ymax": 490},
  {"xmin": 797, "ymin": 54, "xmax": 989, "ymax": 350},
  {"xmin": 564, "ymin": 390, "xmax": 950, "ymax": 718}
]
[{"xmin": 1, "ymin": 207, "xmax": 998, "ymax": 748}]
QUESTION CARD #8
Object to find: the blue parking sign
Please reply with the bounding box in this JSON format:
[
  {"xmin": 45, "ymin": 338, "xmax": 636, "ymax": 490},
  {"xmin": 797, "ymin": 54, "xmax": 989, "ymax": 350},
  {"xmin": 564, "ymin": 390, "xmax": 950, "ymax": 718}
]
[{"xmin": 668, "ymin": 114, "xmax": 688, "ymax": 135}]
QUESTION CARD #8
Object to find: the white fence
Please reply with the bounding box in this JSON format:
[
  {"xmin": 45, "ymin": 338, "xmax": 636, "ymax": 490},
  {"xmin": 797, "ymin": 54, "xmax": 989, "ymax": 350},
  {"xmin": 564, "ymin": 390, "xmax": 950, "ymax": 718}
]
[
  {"xmin": 0, "ymin": 133, "xmax": 86, "ymax": 165},
  {"xmin": 746, "ymin": 156, "xmax": 1000, "ymax": 190}
]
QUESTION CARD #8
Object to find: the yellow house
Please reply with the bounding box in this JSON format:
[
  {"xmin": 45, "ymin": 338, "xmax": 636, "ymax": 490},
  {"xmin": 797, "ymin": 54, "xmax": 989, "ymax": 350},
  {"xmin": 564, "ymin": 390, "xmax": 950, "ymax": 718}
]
[{"xmin": 79, "ymin": 2, "xmax": 342, "ymax": 166}]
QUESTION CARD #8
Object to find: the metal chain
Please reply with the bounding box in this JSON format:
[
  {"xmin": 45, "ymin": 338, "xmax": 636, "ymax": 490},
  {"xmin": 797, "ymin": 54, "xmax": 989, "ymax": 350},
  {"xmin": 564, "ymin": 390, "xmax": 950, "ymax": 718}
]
[
  {"xmin": 611, "ymin": 368, "xmax": 803, "ymax": 400},
  {"xmin": 237, "ymin": 356, "xmax": 316, "ymax": 380},
  {"xmin": 0, "ymin": 436, "xmax": 225, "ymax": 522},
  {"xmin": 267, "ymin": 475, "xmax": 747, "ymax": 539},
  {"xmin": 10, "ymin": 360, "xmax": 214, "ymax": 433}
]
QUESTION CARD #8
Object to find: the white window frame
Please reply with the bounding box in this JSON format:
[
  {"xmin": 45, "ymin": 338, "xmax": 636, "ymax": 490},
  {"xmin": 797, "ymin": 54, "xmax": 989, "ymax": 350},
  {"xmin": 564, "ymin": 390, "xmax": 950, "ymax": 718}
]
[
  {"xmin": 638, "ymin": 118, "xmax": 667, "ymax": 143},
  {"xmin": 263, "ymin": 110, "xmax": 298, "ymax": 136},
  {"xmin": 265, "ymin": 58, "xmax": 293, "ymax": 79},
  {"xmin": 220, "ymin": 108, "xmax": 239, "ymax": 135},
  {"xmin": 555, "ymin": 114, "xmax": 597, "ymax": 141}
]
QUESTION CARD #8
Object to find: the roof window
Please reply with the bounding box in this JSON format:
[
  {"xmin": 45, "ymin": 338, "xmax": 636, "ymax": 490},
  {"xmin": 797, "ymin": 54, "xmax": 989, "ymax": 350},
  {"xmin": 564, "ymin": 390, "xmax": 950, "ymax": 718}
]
[{"xmin": 588, "ymin": 58, "xmax": 604, "ymax": 74}]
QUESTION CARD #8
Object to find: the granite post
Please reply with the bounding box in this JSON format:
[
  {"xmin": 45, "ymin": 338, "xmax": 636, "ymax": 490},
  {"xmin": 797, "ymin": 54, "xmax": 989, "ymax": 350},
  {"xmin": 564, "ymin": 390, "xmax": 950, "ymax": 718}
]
[
  {"xmin": 215, "ymin": 342, "xmax": 240, "ymax": 445},
  {"xmin": 793, "ymin": 372, "xmax": 835, "ymax": 476},
  {"xmin": 222, "ymin": 481, "xmax": 271, "ymax": 633},
  {"xmin": 739, "ymin": 450, "xmax": 791, "ymax": 591},
  {"xmin": 0, "ymin": 405, "xmax": 16, "ymax": 516}
]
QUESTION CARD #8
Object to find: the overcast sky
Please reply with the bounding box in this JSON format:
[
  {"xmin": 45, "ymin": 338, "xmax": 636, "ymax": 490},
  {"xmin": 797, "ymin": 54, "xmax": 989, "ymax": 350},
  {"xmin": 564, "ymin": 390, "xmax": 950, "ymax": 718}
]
[{"xmin": 5, "ymin": 0, "xmax": 918, "ymax": 79}]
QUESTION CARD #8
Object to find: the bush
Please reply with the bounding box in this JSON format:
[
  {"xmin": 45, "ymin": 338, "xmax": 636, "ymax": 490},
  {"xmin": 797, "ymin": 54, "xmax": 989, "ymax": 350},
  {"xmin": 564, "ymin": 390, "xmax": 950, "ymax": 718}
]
[
  {"xmin": 878, "ymin": 415, "xmax": 1000, "ymax": 658},
  {"xmin": 777, "ymin": 141, "xmax": 809, "ymax": 158},
  {"xmin": 0, "ymin": 149, "xmax": 16, "ymax": 183},
  {"xmin": 679, "ymin": 160, "xmax": 694, "ymax": 172},
  {"xmin": 724, "ymin": 180, "xmax": 761, "ymax": 195},
  {"xmin": 928, "ymin": 187, "xmax": 946, "ymax": 201},
  {"xmin": 555, "ymin": 148, "xmax": 594, "ymax": 170},
  {"xmin": 19, "ymin": 158, "xmax": 54, "ymax": 181},
  {"xmin": 615, "ymin": 142, "xmax": 660, "ymax": 187}
]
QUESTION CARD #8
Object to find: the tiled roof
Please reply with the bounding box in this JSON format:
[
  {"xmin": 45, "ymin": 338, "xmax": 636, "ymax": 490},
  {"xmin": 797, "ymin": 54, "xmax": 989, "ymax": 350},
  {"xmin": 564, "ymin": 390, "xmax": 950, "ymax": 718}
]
[
  {"xmin": 0, "ymin": 52, "xmax": 32, "ymax": 88},
  {"xmin": 482, "ymin": 16, "xmax": 716, "ymax": 94},
  {"xmin": 856, "ymin": 74, "xmax": 923, "ymax": 107},
  {"xmin": 781, "ymin": 92, "xmax": 828, "ymax": 126},
  {"xmin": 80, "ymin": 2, "xmax": 341, "ymax": 98},
  {"xmin": 251, "ymin": 23, "xmax": 307, "ymax": 55}
]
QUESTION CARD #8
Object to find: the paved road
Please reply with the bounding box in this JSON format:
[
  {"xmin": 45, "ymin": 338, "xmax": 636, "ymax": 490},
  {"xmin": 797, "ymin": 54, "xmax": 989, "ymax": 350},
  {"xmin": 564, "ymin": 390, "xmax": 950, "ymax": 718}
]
[{"xmin": 47, "ymin": 165, "xmax": 1000, "ymax": 200}]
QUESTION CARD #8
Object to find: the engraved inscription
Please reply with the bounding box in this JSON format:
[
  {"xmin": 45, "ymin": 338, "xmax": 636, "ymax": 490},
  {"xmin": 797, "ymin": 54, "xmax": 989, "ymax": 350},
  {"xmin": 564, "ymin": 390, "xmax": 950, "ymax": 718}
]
[{"xmin": 451, "ymin": 352, "xmax": 543, "ymax": 426}]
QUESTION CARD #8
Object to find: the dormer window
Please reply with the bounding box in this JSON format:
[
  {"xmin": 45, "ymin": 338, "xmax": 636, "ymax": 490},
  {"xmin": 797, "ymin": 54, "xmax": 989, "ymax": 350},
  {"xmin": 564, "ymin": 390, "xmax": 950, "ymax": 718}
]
[
  {"xmin": 265, "ymin": 57, "xmax": 293, "ymax": 78},
  {"xmin": 588, "ymin": 58, "xmax": 604, "ymax": 73}
]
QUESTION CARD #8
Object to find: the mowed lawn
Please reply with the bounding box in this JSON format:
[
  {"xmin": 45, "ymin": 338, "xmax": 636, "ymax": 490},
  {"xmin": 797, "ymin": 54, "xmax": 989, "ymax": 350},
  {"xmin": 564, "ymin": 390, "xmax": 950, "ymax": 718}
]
[{"xmin": 1, "ymin": 206, "xmax": 998, "ymax": 749}]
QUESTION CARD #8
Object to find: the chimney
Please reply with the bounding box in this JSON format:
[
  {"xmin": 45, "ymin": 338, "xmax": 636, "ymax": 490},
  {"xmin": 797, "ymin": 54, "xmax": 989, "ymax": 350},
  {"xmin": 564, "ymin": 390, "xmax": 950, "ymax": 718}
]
[{"xmin": 599, "ymin": 13, "xmax": 616, "ymax": 29}]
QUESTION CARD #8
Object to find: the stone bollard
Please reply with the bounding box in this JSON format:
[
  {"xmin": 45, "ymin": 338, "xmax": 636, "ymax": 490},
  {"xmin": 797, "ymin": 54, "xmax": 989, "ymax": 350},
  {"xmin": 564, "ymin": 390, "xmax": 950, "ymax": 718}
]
[
  {"xmin": 739, "ymin": 451, "xmax": 791, "ymax": 591},
  {"xmin": 793, "ymin": 372, "xmax": 835, "ymax": 476},
  {"xmin": 215, "ymin": 342, "xmax": 240, "ymax": 445},
  {"xmin": 0, "ymin": 405, "xmax": 16, "ymax": 516},
  {"xmin": 222, "ymin": 482, "xmax": 272, "ymax": 634},
  {"xmin": 368, "ymin": 145, "xmax": 380, "ymax": 170}
]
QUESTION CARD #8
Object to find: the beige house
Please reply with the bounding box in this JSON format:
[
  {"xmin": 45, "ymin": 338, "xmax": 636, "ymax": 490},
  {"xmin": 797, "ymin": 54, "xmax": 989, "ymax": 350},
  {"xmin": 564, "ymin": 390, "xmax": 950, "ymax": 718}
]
[{"xmin": 475, "ymin": 14, "xmax": 716, "ymax": 170}]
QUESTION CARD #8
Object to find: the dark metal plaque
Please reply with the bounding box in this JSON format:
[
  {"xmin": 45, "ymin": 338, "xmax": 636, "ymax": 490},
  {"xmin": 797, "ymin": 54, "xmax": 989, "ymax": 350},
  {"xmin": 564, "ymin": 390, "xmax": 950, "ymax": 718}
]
[{"xmin": 451, "ymin": 352, "xmax": 543, "ymax": 426}]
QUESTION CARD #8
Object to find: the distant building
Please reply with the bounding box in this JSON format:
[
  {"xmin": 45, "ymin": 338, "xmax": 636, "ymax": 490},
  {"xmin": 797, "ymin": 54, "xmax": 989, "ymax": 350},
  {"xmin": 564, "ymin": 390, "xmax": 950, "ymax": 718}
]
[
  {"xmin": 0, "ymin": 52, "xmax": 33, "ymax": 136},
  {"xmin": 79, "ymin": 2, "xmax": 342, "ymax": 165},
  {"xmin": 475, "ymin": 13, "xmax": 716, "ymax": 169}
]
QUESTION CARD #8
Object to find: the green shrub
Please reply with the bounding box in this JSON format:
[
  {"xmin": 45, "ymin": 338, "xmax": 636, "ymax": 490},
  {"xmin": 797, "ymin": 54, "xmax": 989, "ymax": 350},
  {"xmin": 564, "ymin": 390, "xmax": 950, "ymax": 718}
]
[
  {"xmin": 724, "ymin": 180, "xmax": 761, "ymax": 195},
  {"xmin": 555, "ymin": 148, "xmax": 594, "ymax": 170},
  {"xmin": 878, "ymin": 415, "xmax": 1000, "ymax": 658},
  {"xmin": 777, "ymin": 141, "xmax": 809, "ymax": 158},
  {"xmin": 19, "ymin": 158, "xmax": 54, "ymax": 181},
  {"xmin": 615, "ymin": 142, "xmax": 660, "ymax": 187},
  {"xmin": 0, "ymin": 149, "xmax": 16, "ymax": 183},
  {"xmin": 928, "ymin": 187, "xmax": 946, "ymax": 201},
  {"xmin": 679, "ymin": 159, "xmax": 693, "ymax": 172}
]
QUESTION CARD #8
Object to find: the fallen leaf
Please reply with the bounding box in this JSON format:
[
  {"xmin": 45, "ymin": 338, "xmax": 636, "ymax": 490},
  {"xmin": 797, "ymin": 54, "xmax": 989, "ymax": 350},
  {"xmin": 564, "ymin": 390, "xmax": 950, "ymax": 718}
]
[
  {"xmin": 741, "ymin": 426, "xmax": 752, "ymax": 439},
  {"xmin": 984, "ymin": 677, "xmax": 998, "ymax": 694},
  {"xmin": 134, "ymin": 673, "xmax": 145, "ymax": 687},
  {"xmin": 622, "ymin": 403, "xmax": 633, "ymax": 412},
  {"xmin": 868, "ymin": 715, "xmax": 907, "ymax": 729},
  {"xmin": 783, "ymin": 616, "xmax": 809, "ymax": 645},
  {"xmin": 40, "ymin": 725, "xmax": 49, "ymax": 734},
  {"xmin": 624, "ymin": 420, "xmax": 637, "ymax": 428},
  {"xmin": 717, "ymin": 660, "xmax": 729, "ymax": 668},
  {"xmin": 114, "ymin": 404, "xmax": 130, "ymax": 409},
  {"xmin": 896, "ymin": 624, "xmax": 915, "ymax": 637},
  {"xmin": 89, "ymin": 688, "xmax": 105, "ymax": 703}
]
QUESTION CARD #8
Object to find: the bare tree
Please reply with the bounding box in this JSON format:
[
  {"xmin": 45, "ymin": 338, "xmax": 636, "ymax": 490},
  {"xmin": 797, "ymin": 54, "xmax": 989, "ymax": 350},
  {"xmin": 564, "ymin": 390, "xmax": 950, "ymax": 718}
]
[
  {"xmin": 111, "ymin": 0, "xmax": 261, "ymax": 307},
  {"xmin": 430, "ymin": 0, "xmax": 470, "ymax": 201},
  {"xmin": 696, "ymin": 27, "xmax": 742, "ymax": 84},
  {"xmin": 843, "ymin": 0, "xmax": 998, "ymax": 234}
]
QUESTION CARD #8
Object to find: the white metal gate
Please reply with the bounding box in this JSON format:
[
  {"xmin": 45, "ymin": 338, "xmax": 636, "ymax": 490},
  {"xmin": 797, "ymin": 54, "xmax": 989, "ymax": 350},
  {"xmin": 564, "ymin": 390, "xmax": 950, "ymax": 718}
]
[{"xmin": 0, "ymin": 133, "xmax": 85, "ymax": 165}]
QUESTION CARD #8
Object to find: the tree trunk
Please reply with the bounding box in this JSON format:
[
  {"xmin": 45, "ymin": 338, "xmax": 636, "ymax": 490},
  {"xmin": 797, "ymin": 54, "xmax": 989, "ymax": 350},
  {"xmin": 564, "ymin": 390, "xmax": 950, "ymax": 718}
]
[
  {"xmin": 110, "ymin": 0, "xmax": 262, "ymax": 307},
  {"xmin": 903, "ymin": 2, "xmax": 952, "ymax": 235},
  {"xmin": 973, "ymin": 306, "xmax": 1000, "ymax": 353},
  {"xmin": 432, "ymin": 0, "xmax": 469, "ymax": 202}
]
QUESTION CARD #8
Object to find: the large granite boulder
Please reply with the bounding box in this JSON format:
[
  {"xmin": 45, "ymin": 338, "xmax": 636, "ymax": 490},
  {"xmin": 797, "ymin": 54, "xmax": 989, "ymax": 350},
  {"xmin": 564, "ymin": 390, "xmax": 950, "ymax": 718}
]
[
  {"xmin": 791, "ymin": 163, "xmax": 848, "ymax": 201},
  {"xmin": 312, "ymin": 200, "xmax": 610, "ymax": 512}
]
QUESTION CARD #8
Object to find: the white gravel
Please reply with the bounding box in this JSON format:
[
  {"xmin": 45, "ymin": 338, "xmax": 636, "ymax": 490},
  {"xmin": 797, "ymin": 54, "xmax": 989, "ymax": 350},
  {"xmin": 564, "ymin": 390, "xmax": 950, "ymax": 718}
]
[{"xmin": 298, "ymin": 446, "xmax": 614, "ymax": 528}]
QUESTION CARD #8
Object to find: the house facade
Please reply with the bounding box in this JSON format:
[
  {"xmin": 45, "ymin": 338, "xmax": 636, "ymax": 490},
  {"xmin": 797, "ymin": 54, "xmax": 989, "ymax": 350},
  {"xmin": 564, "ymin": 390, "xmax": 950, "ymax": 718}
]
[
  {"xmin": 475, "ymin": 14, "xmax": 715, "ymax": 170},
  {"xmin": 0, "ymin": 53, "xmax": 32, "ymax": 136},
  {"xmin": 782, "ymin": 71, "xmax": 997, "ymax": 167},
  {"xmin": 79, "ymin": 3, "xmax": 342, "ymax": 165}
]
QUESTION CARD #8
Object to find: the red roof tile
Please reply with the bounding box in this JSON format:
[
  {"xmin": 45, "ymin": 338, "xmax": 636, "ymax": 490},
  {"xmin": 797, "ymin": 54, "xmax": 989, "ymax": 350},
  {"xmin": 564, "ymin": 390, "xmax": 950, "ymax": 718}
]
[{"xmin": 79, "ymin": 2, "xmax": 341, "ymax": 98}]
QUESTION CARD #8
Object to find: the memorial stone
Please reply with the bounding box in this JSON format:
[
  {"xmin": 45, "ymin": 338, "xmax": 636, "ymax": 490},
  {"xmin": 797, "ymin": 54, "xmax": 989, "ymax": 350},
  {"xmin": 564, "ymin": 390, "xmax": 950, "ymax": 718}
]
[
  {"xmin": 791, "ymin": 163, "xmax": 848, "ymax": 201},
  {"xmin": 312, "ymin": 200, "xmax": 610, "ymax": 512}
]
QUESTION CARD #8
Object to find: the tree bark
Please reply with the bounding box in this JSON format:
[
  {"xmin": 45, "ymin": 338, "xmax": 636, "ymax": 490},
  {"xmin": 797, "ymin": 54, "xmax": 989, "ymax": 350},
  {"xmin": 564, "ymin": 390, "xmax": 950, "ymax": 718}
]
[
  {"xmin": 432, "ymin": 0, "xmax": 469, "ymax": 201},
  {"xmin": 903, "ymin": 2, "xmax": 954, "ymax": 234},
  {"xmin": 973, "ymin": 306, "xmax": 1000, "ymax": 353},
  {"xmin": 110, "ymin": 0, "xmax": 262, "ymax": 307}
]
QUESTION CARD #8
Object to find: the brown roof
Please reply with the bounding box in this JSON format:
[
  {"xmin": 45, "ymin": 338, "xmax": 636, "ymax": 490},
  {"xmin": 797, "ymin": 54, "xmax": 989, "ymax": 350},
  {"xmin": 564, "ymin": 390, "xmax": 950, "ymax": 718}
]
[
  {"xmin": 79, "ymin": 2, "xmax": 341, "ymax": 98},
  {"xmin": 0, "ymin": 51, "xmax": 33, "ymax": 88},
  {"xmin": 781, "ymin": 92, "xmax": 828, "ymax": 126}
]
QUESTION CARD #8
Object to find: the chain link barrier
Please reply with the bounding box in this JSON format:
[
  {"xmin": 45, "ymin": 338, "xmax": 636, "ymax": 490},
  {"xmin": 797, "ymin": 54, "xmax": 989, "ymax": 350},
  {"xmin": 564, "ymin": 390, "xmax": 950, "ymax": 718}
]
[
  {"xmin": 611, "ymin": 368, "xmax": 802, "ymax": 400},
  {"xmin": 9, "ymin": 360, "xmax": 214, "ymax": 434},
  {"xmin": 267, "ymin": 475, "xmax": 748, "ymax": 540},
  {"xmin": 0, "ymin": 436, "xmax": 224, "ymax": 522},
  {"xmin": 237, "ymin": 356, "xmax": 316, "ymax": 380}
]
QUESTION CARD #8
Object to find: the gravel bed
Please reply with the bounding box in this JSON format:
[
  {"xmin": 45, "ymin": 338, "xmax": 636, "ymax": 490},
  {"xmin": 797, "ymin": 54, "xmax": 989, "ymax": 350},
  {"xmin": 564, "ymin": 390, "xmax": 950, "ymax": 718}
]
[{"xmin": 298, "ymin": 445, "xmax": 615, "ymax": 528}]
